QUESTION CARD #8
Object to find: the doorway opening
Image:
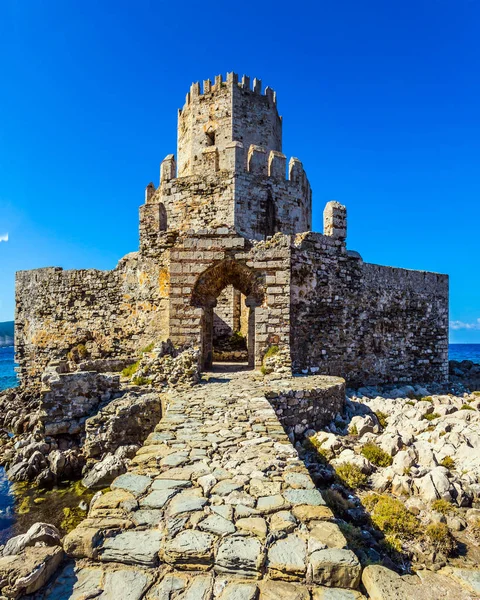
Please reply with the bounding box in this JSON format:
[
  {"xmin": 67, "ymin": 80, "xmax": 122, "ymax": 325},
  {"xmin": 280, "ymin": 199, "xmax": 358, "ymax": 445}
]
[{"xmin": 191, "ymin": 260, "xmax": 264, "ymax": 370}]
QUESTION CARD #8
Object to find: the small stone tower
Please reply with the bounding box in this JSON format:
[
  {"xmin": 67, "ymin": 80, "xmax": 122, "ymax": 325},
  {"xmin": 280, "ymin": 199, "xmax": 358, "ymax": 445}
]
[
  {"xmin": 140, "ymin": 73, "xmax": 312, "ymax": 246},
  {"xmin": 177, "ymin": 73, "xmax": 282, "ymax": 176}
]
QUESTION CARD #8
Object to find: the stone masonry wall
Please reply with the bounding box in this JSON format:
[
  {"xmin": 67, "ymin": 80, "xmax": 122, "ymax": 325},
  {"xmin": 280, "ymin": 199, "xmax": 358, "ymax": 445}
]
[
  {"xmin": 15, "ymin": 251, "xmax": 171, "ymax": 386},
  {"xmin": 140, "ymin": 155, "xmax": 311, "ymax": 245},
  {"xmin": 177, "ymin": 73, "xmax": 282, "ymax": 177},
  {"xmin": 168, "ymin": 231, "xmax": 291, "ymax": 368},
  {"xmin": 290, "ymin": 232, "xmax": 449, "ymax": 385}
]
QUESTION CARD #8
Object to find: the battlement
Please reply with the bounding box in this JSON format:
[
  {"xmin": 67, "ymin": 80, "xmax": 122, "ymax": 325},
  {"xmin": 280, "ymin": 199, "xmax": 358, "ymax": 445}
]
[
  {"xmin": 177, "ymin": 71, "xmax": 282, "ymax": 178},
  {"xmin": 181, "ymin": 72, "xmax": 277, "ymax": 111},
  {"xmin": 156, "ymin": 146, "xmax": 309, "ymax": 189}
]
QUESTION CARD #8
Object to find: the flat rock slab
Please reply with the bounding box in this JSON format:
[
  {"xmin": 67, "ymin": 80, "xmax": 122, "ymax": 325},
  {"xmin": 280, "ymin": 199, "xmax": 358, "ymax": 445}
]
[
  {"xmin": 441, "ymin": 567, "xmax": 480, "ymax": 595},
  {"xmin": 283, "ymin": 489, "xmax": 326, "ymax": 506},
  {"xmin": 259, "ymin": 580, "xmax": 310, "ymax": 599},
  {"xmin": 167, "ymin": 488, "xmax": 208, "ymax": 516},
  {"xmin": 268, "ymin": 534, "xmax": 307, "ymax": 579},
  {"xmin": 140, "ymin": 488, "xmax": 178, "ymax": 509},
  {"xmin": 100, "ymin": 530, "xmax": 162, "ymax": 567},
  {"xmin": 216, "ymin": 536, "xmax": 264, "ymax": 577},
  {"xmin": 218, "ymin": 582, "xmax": 258, "ymax": 600},
  {"xmin": 164, "ymin": 530, "xmax": 215, "ymax": 567},
  {"xmin": 41, "ymin": 563, "xmax": 103, "ymax": 600},
  {"xmin": 199, "ymin": 514, "xmax": 236, "ymax": 536},
  {"xmin": 311, "ymin": 588, "xmax": 366, "ymax": 599},
  {"xmin": 310, "ymin": 549, "xmax": 361, "ymax": 589},
  {"xmin": 362, "ymin": 565, "xmax": 478, "ymax": 600},
  {"xmin": 101, "ymin": 568, "xmax": 154, "ymax": 600},
  {"xmin": 111, "ymin": 473, "xmax": 152, "ymax": 496}
]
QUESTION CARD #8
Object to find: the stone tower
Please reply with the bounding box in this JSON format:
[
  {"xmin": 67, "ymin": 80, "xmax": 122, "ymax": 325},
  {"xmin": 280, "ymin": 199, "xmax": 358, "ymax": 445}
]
[
  {"xmin": 177, "ymin": 73, "xmax": 282, "ymax": 176},
  {"xmin": 15, "ymin": 72, "xmax": 449, "ymax": 387},
  {"xmin": 140, "ymin": 73, "xmax": 312, "ymax": 246}
]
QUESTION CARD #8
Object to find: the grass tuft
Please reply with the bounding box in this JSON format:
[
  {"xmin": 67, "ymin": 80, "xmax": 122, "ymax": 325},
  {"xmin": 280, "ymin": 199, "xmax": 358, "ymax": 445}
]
[
  {"xmin": 422, "ymin": 412, "xmax": 440, "ymax": 421},
  {"xmin": 424, "ymin": 523, "xmax": 456, "ymax": 556},
  {"xmin": 335, "ymin": 463, "xmax": 368, "ymax": 489},
  {"xmin": 440, "ymin": 455, "xmax": 455, "ymax": 470},
  {"xmin": 431, "ymin": 498, "xmax": 455, "ymax": 515},
  {"xmin": 362, "ymin": 494, "xmax": 419, "ymax": 542},
  {"xmin": 374, "ymin": 411, "xmax": 388, "ymax": 428},
  {"xmin": 121, "ymin": 361, "xmax": 140, "ymax": 378},
  {"xmin": 361, "ymin": 442, "xmax": 393, "ymax": 467}
]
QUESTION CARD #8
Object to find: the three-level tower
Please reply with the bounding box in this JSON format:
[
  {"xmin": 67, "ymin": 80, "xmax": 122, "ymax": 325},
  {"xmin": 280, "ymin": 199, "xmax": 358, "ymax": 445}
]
[{"xmin": 140, "ymin": 72, "xmax": 312, "ymax": 248}]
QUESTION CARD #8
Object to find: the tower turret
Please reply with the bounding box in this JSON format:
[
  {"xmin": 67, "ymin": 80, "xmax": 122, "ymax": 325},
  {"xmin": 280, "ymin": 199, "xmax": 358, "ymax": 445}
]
[
  {"xmin": 177, "ymin": 73, "xmax": 282, "ymax": 177},
  {"xmin": 140, "ymin": 72, "xmax": 311, "ymax": 247}
]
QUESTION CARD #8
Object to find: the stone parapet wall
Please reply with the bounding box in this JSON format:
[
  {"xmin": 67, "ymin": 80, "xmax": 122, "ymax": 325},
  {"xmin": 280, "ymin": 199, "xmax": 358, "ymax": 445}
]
[{"xmin": 265, "ymin": 375, "xmax": 346, "ymax": 440}]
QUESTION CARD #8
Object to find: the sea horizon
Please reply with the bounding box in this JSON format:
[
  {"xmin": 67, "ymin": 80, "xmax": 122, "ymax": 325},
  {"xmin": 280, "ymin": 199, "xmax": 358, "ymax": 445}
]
[{"xmin": 1, "ymin": 343, "xmax": 480, "ymax": 393}]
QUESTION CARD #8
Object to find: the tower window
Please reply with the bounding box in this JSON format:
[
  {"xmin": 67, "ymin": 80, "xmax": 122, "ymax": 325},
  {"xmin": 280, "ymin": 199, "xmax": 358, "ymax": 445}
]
[{"xmin": 206, "ymin": 129, "xmax": 216, "ymax": 146}]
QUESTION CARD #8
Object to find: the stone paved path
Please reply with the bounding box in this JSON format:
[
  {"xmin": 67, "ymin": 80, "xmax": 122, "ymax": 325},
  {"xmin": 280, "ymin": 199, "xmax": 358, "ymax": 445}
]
[{"xmin": 40, "ymin": 370, "xmax": 366, "ymax": 599}]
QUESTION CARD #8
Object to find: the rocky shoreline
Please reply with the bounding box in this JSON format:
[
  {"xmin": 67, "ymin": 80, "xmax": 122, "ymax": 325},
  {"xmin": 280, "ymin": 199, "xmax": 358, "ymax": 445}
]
[
  {"xmin": 0, "ymin": 356, "xmax": 478, "ymax": 598},
  {"xmin": 299, "ymin": 380, "xmax": 480, "ymax": 574}
]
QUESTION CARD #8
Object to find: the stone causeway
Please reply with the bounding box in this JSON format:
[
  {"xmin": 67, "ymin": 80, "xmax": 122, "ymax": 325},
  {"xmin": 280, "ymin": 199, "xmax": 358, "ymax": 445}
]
[{"xmin": 39, "ymin": 371, "xmax": 366, "ymax": 599}]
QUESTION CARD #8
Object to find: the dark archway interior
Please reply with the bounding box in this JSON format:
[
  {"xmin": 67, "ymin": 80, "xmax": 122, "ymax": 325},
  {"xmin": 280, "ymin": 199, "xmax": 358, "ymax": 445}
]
[{"xmin": 191, "ymin": 260, "xmax": 264, "ymax": 370}]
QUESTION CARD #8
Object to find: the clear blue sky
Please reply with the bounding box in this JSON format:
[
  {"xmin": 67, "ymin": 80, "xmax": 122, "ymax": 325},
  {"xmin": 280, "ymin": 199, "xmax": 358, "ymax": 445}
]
[{"xmin": 0, "ymin": 0, "xmax": 479, "ymax": 342}]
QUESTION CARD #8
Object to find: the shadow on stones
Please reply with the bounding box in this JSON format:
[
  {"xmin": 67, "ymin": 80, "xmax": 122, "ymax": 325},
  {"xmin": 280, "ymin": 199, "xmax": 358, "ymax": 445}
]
[{"xmin": 294, "ymin": 400, "xmax": 414, "ymax": 574}]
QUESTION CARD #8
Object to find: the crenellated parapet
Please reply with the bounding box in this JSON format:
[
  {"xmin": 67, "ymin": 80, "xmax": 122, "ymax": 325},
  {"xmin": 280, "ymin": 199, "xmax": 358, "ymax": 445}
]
[
  {"xmin": 177, "ymin": 72, "xmax": 282, "ymax": 178},
  {"xmin": 139, "ymin": 142, "xmax": 312, "ymax": 244},
  {"xmin": 181, "ymin": 72, "xmax": 277, "ymax": 110}
]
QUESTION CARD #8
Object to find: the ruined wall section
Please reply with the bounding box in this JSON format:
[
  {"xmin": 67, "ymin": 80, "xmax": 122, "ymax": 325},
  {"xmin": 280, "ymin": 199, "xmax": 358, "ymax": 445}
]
[
  {"xmin": 290, "ymin": 233, "xmax": 449, "ymax": 384},
  {"xmin": 15, "ymin": 250, "xmax": 172, "ymax": 386}
]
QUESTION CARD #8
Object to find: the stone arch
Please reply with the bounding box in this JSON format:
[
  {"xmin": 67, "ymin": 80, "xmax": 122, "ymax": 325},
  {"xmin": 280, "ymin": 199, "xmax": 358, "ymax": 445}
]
[{"xmin": 191, "ymin": 259, "xmax": 264, "ymax": 369}]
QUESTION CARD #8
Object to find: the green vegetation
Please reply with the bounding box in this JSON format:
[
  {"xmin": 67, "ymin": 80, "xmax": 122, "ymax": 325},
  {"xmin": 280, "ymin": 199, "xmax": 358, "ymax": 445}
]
[
  {"xmin": 362, "ymin": 494, "xmax": 419, "ymax": 546},
  {"xmin": 361, "ymin": 442, "xmax": 393, "ymax": 467},
  {"xmin": 121, "ymin": 361, "xmax": 140, "ymax": 378},
  {"xmin": 374, "ymin": 411, "xmax": 388, "ymax": 428},
  {"xmin": 335, "ymin": 463, "xmax": 368, "ymax": 489},
  {"xmin": 338, "ymin": 522, "xmax": 365, "ymax": 552},
  {"xmin": 140, "ymin": 342, "xmax": 155, "ymax": 353},
  {"xmin": 261, "ymin": 344, "xmax": 280, "ymax": 375},
  {"xmin": 440, "ymin": 456, "xmax": 455, "ymax": 470},
  {"xmin": 460, "ymin": 404, "xmax": 475, "ymax": 411},
  {"xmin": 472, "ymin": 391, "xmax": 480, "ymax": 397},
  {"xmin": 263, "ymin": 344, "xmax": 279, "ymax": 359},
  {"xmin": 303, "ymin": 436, "xmax": 330, "ymax": 464},
  {"xmin": 132, "ymin": 375, "xmax": 152, "ymax": 386},
  {"xmin": 421, "ymin": 396, "xmax": 433, "ymax": 402},
  {"xmin": 61, "ymin": 506, "xmax": 87, "ymax": 533},
  {"xmin": 67, "ymin": 343, "xmax": 89, "ymax": 363},
  {"xmin": 348, "ymin": 424, "xmax": 358, "ymax": 436},
  {"xmin": 424, "ymin": 523, "xmax": 456, "ymax": 556},
  {"xmin": 405, "ymin": 400, "xmax": 416, "ymax": 406},
  {"xmin": 422, "ymin": 412, "xmax": 440, "ymax": 421},
  {"xmin": 431, "ymin": 498, "xmax": 455, "ymax": 515}
]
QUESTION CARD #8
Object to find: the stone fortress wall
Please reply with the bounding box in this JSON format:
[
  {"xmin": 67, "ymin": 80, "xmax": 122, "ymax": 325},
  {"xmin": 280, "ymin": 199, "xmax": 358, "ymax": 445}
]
[{"xmin": 14, "ymin": 72, "xmax": 449, "ymax": 387}]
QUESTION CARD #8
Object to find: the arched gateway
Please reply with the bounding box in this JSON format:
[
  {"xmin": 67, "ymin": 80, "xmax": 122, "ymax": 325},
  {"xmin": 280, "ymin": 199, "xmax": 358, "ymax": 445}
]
[{"xmin": 191, "ymin": 259, "xmax": 264, "ymax": 368}]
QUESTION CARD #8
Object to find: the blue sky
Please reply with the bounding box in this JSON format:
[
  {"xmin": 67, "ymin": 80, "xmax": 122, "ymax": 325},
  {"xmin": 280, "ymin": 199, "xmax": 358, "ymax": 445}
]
[{"xmin": 0, "ymin": 0, "xmax": 479, "ymax": 342}]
